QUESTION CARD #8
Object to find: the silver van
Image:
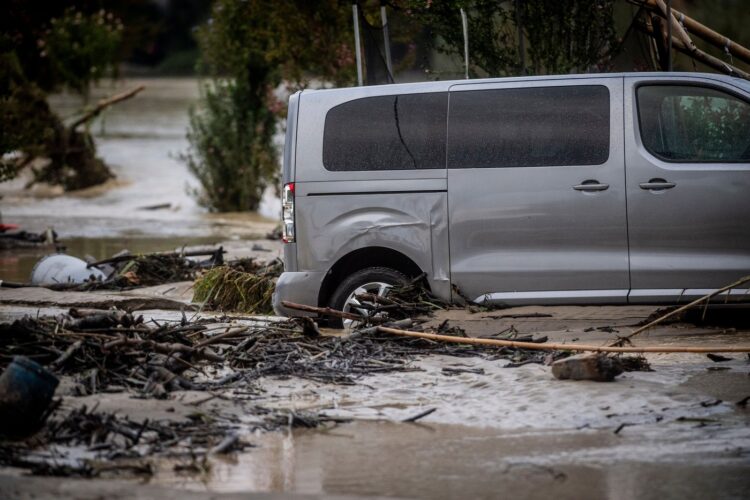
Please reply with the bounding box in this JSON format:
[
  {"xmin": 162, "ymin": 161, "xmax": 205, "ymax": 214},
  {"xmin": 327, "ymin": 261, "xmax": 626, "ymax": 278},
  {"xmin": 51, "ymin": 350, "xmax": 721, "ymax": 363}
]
[{"xmin": 272, "ymin": 72, "xmax": 750, "ymax": 319}]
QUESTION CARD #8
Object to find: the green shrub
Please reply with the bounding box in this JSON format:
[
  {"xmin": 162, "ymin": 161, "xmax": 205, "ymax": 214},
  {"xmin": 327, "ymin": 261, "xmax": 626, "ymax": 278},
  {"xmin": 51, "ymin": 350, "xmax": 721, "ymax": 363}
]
[{"xmin": 182, "ymin": 79, "xmax": 277, "ymax": 212}]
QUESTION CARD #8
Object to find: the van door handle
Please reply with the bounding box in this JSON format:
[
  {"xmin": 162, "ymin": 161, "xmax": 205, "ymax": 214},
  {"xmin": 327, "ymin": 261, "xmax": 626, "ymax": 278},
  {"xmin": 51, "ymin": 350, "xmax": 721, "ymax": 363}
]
[
  {"xmin": 639, "ymin": 178, "xmax": 676, "ymax": 191},
  {"xmin": 573, "ymin": 180, "xmax": 609, "ymax": 192}
]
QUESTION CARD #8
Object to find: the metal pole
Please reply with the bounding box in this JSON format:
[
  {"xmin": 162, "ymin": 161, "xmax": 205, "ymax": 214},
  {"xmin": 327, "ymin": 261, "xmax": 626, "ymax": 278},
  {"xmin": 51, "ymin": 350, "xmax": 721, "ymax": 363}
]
[
  {"xmin": 352, "ymin": 3, "xmax": 364, "ymax": 86},
  {"xmin": 380, "ymin": 4, "xmax": 394, "ymax": 82},
  {"xmin": 460, "ymin": 8, "xmax": 469, "ymax": 79},
  {"xmin": 516, "ymin": 0, "xmax": 525, "ymax": 74},
  {"xmin": 666, "ymin": 0, "xmax": 672, "ymax": 71}
]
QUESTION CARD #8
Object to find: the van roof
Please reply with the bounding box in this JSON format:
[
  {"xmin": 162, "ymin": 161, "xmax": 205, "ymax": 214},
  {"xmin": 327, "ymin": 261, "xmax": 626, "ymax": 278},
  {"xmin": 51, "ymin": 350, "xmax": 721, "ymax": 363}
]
[{"xmin": 300, "ymin": 71, "xmax": 748, "ymax": 96}]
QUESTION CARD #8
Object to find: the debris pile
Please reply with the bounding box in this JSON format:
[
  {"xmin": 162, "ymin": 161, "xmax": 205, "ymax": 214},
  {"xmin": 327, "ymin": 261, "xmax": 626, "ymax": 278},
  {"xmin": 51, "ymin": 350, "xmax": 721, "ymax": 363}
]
[
  {"xmin": 70, "ymin": 249, "xmax": 226, "ymax": 291},
  {"xmin": 0, "ymin": 307, "xmax": 519, "ymax": 392},
  {"xmin": 0, "ymin": 403, "xmax": 336, "ymax": 477},
  {"xmin": 0, "ymin": 305, "xmax": 547, "ymax": 477}
]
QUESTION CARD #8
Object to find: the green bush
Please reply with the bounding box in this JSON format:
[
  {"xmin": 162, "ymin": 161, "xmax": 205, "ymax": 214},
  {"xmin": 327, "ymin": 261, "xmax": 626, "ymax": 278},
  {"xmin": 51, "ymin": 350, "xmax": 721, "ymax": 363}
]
[
  {"xmin": 183, "ymin": 79, "xmax": 277, "ymax": 212},
  {"xmin": 183, "ymin": 0, "xmax": 354, "ymax": 213}
]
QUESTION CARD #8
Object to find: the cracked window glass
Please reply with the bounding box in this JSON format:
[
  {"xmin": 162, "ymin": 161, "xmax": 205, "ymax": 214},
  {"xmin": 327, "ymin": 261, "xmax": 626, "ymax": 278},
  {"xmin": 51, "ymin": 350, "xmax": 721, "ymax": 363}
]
[
  {"xmin": 448, "ymin": 85, "xmax": 610, "ymax": 168},
  {"xmin": 323, "ymin": 92, "xmax": 447, "ymax": 171}
]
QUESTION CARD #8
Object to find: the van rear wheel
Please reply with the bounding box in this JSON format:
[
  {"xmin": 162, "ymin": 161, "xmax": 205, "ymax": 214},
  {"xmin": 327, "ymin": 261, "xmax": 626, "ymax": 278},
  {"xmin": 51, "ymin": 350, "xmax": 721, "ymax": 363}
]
[{"xmin": 328, "ymin": 267, "xmax": 407, "ymax": 329}]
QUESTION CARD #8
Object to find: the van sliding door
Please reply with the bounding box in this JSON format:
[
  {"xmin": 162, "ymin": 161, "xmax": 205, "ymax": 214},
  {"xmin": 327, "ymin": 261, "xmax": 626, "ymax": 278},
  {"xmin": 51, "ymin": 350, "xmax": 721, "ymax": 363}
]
[{"xmin": 447, "ymin": 77, "xmax": 629, "ymax": 305}]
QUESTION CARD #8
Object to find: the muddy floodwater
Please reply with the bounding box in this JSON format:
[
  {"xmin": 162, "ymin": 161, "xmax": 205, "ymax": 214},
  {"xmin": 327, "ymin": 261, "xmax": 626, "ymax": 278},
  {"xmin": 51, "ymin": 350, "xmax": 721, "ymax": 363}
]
[
  {"xmin": 147, "ymin": 420, "xmax": 748, "ymax": 500},
  {"xmin": 0, "ymin": 78, "xmax": 278, "ymax": 283}
]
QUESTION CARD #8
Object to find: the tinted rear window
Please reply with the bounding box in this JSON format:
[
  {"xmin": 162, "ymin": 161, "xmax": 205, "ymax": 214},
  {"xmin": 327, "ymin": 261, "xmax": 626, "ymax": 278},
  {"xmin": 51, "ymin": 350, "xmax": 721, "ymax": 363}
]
[
  {"xmin": 323, "ymin": 93, "xmax": 447, "ymax": 171},
  {"xmin": 448, "ymin": 85, "xmax": 610, "ymax": 168}
]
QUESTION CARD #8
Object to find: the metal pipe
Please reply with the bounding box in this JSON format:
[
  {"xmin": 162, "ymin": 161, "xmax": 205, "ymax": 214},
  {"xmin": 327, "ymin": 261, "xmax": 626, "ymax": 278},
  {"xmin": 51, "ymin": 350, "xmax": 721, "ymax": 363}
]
[
  {"xmin": 380, "ymin": 4, "xmax": 394, "ymax": 82},
  {"xmin": 352, "ymin": 3, "xmax": 363, "ymax": 86},
  {"xmin": 460, "ymin": 8, "xmax": 469, "ymax": 79}
]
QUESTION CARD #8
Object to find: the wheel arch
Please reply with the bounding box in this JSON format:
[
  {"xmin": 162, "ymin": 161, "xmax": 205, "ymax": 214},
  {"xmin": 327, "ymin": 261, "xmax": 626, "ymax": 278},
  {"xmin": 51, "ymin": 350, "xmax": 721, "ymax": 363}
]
[{"xmin": 317, "ymin": 246, "xmax": 424, "ymax": 307}]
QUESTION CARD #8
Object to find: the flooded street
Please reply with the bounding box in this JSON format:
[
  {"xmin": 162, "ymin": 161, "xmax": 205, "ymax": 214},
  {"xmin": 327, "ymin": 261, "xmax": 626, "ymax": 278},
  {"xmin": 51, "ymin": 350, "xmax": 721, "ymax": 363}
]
[
  {"xmin": 1, "ymin": 80, "xmax": 748, "ymax": 500},
  {"xmin": 0, "ymin": 78, "xmax": 278, "ymax": 282},
  {"xmin": 147, "ymin": 421, "xmax": 749, "ymax": 499}
]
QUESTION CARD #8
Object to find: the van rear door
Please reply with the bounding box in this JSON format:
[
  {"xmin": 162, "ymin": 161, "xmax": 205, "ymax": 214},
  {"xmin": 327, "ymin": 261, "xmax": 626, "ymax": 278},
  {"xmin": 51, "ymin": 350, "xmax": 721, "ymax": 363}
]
[{"xmin": 447, "ymin": 77, "xmax": 629, "ymax": 304}]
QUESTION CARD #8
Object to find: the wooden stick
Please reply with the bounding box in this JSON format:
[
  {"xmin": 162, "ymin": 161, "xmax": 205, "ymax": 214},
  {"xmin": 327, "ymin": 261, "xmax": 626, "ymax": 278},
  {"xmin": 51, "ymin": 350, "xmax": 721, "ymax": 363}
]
[
  {"xmin": 612, "ymin": 275, "xmax": 750, "ymax": 346},
  {"xmin": 281, "ymin": 300, "xmax": 390, "ymax": 324},
  {"xmin": 376, "ymin": 326, "xmax": 750, "ymax": 354},
  {"xmin": 70, "ymin": 85, "xmax": 145, "ymax": 130},
  {"xmin": 194, "ymin": 326, "xmax": 248, "ymax": 349},
  {"xmin": 103, "ymin": 337, "xmax": 224, "ymax": 362}
]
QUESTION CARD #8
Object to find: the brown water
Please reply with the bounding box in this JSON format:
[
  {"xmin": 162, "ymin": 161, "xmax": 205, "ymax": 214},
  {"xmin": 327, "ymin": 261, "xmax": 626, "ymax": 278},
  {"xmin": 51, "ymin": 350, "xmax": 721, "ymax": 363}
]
[
  {"xmin": 148, "ymin": 420, "xmax": 750, "ymax": 499},
  {"xmin": 0, "ymin": 78, "xmax": 278, "ymax": 283},
  {"xmin": 0, "ymin": 78, "xmax": 279, "ymax": 234}
]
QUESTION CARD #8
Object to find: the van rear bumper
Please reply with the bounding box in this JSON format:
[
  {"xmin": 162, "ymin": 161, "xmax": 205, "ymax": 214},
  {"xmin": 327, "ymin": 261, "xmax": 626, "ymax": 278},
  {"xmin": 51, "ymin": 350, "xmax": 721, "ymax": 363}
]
[{"xmin": 272, "ymin": 271, "xmax": 326, "ymax": 317}]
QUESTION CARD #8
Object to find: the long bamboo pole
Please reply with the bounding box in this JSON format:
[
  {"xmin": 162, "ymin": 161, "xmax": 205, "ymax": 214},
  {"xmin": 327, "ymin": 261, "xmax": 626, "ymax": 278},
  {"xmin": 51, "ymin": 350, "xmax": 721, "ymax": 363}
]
[
  {"xmin": 377, "ymin": 326, "xmax": 750, "ymax": 354},
  {"xmin": 637, "ymin": 21, "xmax": 750, "ymax": 80},
  {"xmin": 668, "ymin": 34, "xmax": 749, "ymax": 80},
  {"xmin": 634, "ymin": 0, "xmax": 750, "ymax": 65},
  {"xmin": 671, "ymin": 8, "xmax": 750, "ymax": 65}
]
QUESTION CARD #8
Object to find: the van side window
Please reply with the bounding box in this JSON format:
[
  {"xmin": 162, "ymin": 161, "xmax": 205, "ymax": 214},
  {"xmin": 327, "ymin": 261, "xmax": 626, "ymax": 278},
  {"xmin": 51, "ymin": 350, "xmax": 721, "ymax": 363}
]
[
  {"xmin": 448, "ymin": 85, "xmax": 610, "ymax": 169},
  {"xmin": 637, "ymin": 85, "xmax": 750, "ymax": 162},
  {"xmin": 323, "ymin": 92, "xmax": 447, "ymax": 171}
]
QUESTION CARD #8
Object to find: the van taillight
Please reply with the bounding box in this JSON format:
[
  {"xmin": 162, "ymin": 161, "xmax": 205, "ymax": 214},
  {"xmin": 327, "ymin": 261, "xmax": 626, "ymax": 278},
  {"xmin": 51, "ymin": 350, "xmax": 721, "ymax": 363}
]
[{"xmin": 282, "ymin": 183, "xmax": 295, "ymax": 243}]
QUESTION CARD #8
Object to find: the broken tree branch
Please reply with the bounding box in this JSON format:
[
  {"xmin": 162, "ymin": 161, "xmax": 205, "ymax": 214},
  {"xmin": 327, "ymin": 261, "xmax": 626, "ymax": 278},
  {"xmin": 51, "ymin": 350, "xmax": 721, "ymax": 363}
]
[
  {"xmin": 70, "ymin": 85, "xmax": 146, "ymax": 131},
  {"xmin": 376, "ymin": 326, "xmax": 750, "ymax": 354}
]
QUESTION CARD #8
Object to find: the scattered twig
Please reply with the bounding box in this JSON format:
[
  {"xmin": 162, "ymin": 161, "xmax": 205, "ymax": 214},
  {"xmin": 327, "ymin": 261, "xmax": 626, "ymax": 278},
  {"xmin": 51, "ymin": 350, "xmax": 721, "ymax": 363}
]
[{"xmin": 402, "ymin": 407, "xmax": 436, "ymax": 423}]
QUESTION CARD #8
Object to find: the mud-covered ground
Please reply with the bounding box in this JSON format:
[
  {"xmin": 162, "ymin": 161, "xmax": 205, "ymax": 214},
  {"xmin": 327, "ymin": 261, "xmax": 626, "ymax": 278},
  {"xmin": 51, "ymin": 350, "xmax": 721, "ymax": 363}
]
[{"xmin": 0, "ymin": 285, "xmax": 748, "ymax": 499}]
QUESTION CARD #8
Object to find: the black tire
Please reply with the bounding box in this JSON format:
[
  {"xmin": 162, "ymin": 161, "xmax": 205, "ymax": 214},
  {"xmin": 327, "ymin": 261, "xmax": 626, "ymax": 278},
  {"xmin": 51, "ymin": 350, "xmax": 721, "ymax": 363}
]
[{"xmin": 328, "ymin": 267, "xmax": 407, "ymax": 328}]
